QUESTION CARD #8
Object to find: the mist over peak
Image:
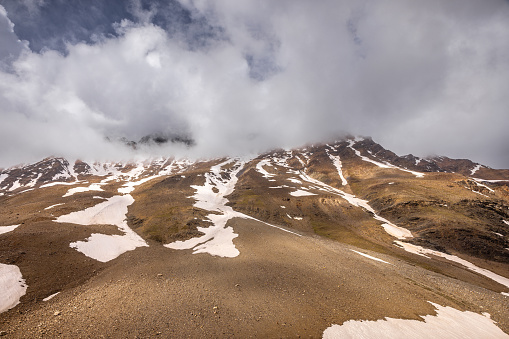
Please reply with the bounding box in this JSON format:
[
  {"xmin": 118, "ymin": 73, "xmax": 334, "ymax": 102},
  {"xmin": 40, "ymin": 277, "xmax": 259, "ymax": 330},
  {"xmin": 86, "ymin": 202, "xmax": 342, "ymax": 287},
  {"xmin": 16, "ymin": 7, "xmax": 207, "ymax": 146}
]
[{"xmin": 1, "ymin": 1, "xmax": 509, "ymax": 168}]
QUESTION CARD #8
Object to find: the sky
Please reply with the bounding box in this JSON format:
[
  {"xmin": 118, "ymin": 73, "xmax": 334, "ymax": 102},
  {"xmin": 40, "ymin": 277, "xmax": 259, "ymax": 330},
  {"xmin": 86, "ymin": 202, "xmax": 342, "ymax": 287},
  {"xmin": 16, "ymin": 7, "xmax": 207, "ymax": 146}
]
[{"xmin": 0, "ymin": 0, "xmax": 509, "ymax": 169}]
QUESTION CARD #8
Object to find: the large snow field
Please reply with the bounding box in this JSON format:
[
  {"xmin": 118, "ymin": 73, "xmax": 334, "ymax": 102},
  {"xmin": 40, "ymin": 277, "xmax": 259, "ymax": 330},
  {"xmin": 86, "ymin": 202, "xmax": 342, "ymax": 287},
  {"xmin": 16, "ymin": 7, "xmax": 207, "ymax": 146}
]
[
  {"xmin": 323, "ymin": 302, "xmax": 508, "ymax": 338},
  {"xmin": 0, "ymin": 264, "xmax": 27, "ymax": 313}
]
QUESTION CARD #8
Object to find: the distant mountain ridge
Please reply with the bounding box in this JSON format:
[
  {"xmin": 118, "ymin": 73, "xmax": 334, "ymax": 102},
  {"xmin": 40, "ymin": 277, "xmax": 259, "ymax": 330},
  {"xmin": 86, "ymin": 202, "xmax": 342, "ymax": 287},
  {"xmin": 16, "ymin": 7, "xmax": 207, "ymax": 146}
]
[{"xmin": 1, "ymin": 136, "xmax": 508, "ymax": 194}]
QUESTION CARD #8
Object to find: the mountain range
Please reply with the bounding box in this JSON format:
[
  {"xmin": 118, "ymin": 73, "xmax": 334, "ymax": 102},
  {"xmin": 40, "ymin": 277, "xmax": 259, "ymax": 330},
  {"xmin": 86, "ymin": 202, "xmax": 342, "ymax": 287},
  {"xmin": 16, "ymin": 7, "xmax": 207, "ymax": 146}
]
[{"xmin": 0, "ymin": 136, "xmax": 508, "ymax": 337}]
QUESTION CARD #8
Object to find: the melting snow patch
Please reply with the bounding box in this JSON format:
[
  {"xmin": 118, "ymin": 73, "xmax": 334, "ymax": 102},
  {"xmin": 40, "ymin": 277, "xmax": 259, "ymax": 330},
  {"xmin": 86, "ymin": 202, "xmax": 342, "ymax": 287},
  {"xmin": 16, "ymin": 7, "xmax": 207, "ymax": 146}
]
[
  {"xmin": 55, "ymin": 194, "xmax": 148, "ymax": 262},
  {"xmin": 63, "ymin": 183, "xmax": 104, "ymax": 197},
  {"xmin": 395, "ymin": 241, "xmax": 509, "ymax": 289},
  {"xmin": 0, "ymin": 225, "xmax": 20, "ymax": 235},
  {"xmin": 8, "ymin": 180, "xmax": 21, "ymax": 191},
  {"xmin": 503, "ymin": 220, "xmax": 509, "ymax": 226},
  {"xmin": 290, "ymin": 190, "xmax": 317, "ymax": 197},
  {"xmin": 256, "ymin": 159, "xmax": 276, "ymax": 179},
  {"xmin": 288, "ymin": 178, "xmax": 303, "ymax": 184},
  {"xmin": 351, "ymin": 250, "xmax": 390, "ymax": 264},
  {"xmin": 470, "ymin": 164, "xmax": 482, "ymax": 176},
  {"xmin": 323, "ymin": 302, "xmax": 509, "ymax": 339},
  {"xmin": 0, "ymin": 264, "xmax": 27, "ymax": 313},
  {"xmin": 165, "ymin": 159, "xmax": 246, "ymax": 257},
  {"xmin": 379, "ymin": 222, "xmax": 413, "ymax": 240},
  {"xmin": 166, "ymin": 159, "xmax": 301, "ymax": 257},
  {"xmin": 40, "ymin": 181, "xmax": 81, "ymax": 188},
  {"xmin": 280, "ymin": 206, "xmax": 286, "ymax": 209}
]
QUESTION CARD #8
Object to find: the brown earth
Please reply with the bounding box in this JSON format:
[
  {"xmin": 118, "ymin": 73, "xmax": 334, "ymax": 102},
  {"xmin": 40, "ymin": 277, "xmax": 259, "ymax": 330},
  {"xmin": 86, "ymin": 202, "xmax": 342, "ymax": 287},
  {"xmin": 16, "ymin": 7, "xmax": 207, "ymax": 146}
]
[{"xmin": 2, "ymin": 217, "xmax": 509, "ymax": 338}]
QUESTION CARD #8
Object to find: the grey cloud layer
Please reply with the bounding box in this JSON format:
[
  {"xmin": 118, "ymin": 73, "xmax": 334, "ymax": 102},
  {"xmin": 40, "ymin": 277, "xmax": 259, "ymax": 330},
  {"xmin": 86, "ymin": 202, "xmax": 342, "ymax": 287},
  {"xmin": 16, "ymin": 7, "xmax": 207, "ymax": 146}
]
[{"xmin": 1, "ymin": 0, "xmax": 509, "ymax": 168}]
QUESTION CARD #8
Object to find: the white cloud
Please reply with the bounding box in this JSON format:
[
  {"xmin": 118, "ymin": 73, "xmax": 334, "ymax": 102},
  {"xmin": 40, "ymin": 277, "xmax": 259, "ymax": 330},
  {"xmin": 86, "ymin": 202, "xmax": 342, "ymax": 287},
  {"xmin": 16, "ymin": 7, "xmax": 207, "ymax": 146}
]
[{"xmin": 1, "ymin": 0, "xmax": 509, "ymax": 168}]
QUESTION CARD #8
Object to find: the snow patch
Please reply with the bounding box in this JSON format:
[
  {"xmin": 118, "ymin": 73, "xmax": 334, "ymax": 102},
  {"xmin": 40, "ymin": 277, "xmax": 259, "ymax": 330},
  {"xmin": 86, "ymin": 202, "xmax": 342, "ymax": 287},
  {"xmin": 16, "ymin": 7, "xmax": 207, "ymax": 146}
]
[
  {"xmin": 0, "ymin": 264, "xmax": 27, "ymax": 313},
  {"xmin": 323, "ymin": 302, "xmax": 508, "ymax": 339},
  {"xmin": 26, "ymin": 174, "xmax": 42, "ymax": 188},
  {"xmin": 8, "ymin": 180, "xmax": 21, "ymax": 191},
  {"xmin": 40, "ymin": 181, "xmax": 81, "ymax": 188},
  {"xmin": 290, "ymin": 190, "xmax": 317, "ymax": 197},
  {"xmin": 470, "ymin": 164, "xmax": 482, "ymax": 176},
  {"xmin": 503, "ymin": 220, "xmax": 509, "ymax": 226},
  {"xmin": 55, "ymin": 194, "xmax": 148, "ymax": 262},
  {"xmin": 63, "ymin": 183, "xmax": 104, "ymax": 197},
  {"xmin": 0, "ymin": 225, "xmax": 20, "ymax": 235}
]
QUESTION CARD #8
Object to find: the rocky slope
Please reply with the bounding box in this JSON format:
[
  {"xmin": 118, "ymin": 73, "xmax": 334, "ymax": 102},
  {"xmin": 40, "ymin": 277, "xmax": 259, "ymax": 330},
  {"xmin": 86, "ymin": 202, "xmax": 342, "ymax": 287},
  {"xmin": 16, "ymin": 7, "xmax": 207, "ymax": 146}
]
[{"xmin": 0, "ymin": 137, "xmax": 508, "ymax": 337}]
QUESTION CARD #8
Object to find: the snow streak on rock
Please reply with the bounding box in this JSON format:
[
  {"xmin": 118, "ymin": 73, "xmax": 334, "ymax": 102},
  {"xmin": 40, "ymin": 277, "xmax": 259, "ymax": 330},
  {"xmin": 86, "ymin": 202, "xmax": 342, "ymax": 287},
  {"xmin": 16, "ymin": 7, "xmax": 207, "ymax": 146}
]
[
  {"xmin": 0, "ymin": 264, "xmax": 27, "ymax": 314},
  {"xmin": 323, "ymin": 302, "xmax": 509, "ymax": 339},
  {"xmin": 327, "ymin": 149, "xmax": 348, "ymax": 186},
  {"xmin": 42, "ymin": 292, "xmax": 60, "ymax": 301},
  {"xmin": 296, "ymin": 170, "xmax": 413, "ymax": 240},
  {"xmin": 394, "ymin": 241, "xmax": 509, "ymax": 291},
  {"xmin": 256, "ymin": 159, "xmax": 276, "ymax": 179},
  {"xmin": 350, "ymin": 250, "xmax": 391, "ymax": 264},
  {"xmin": 347, "ymin": 140, "xmax": 425, "ymax": 178}
]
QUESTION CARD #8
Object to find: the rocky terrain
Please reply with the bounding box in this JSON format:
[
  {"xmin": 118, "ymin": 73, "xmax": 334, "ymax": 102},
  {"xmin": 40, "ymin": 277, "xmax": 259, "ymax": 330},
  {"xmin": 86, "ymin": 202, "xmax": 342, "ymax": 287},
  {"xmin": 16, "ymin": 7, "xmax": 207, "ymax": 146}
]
[{"xmin": 0, "ymin": 136, "xmax": 508, "ymax": 338}]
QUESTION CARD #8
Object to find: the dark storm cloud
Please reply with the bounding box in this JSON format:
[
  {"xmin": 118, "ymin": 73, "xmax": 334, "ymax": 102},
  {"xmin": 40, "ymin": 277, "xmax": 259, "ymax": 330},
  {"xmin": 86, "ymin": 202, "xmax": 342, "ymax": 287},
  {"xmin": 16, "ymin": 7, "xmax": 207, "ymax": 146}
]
[{"xmin": 0, "ymin": 0, "xmax": 509, "ymax": 168}]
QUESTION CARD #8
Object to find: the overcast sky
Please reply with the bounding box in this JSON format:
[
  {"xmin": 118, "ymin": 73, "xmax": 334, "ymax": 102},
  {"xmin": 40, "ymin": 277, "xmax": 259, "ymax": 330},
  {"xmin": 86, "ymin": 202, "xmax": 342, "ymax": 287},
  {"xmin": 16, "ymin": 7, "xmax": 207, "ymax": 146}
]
[{"xmin": 1, "ymin": 0, "xmax": 509, "ymax": 168}]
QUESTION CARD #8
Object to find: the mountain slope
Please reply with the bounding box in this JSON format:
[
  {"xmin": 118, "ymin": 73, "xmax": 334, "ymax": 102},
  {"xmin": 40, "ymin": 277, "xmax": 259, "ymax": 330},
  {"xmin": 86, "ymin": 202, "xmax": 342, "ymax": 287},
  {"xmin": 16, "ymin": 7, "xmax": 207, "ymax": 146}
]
[{"xmin": 0, "ymin": 137, "xmax": 508, "ymax": 337}]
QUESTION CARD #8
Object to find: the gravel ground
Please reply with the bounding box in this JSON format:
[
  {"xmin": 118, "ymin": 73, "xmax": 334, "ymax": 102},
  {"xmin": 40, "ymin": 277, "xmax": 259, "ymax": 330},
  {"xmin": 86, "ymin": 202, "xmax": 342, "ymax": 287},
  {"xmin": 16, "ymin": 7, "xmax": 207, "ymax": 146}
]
[{"xmin": 1, "ymin": 217, "xmax": 508, "ymax": 338}]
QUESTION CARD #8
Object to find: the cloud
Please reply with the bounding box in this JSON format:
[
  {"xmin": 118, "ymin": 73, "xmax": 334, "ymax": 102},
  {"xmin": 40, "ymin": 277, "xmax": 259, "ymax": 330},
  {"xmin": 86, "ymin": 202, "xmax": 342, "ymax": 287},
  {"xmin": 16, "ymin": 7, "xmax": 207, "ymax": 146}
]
[
  {"xmin": 1, "ymin": 0, "xmax": 509, "ymax": 168},
  {"xmin": 0, "ymin": 5, "xmax": 29, "ymax": 71}
]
